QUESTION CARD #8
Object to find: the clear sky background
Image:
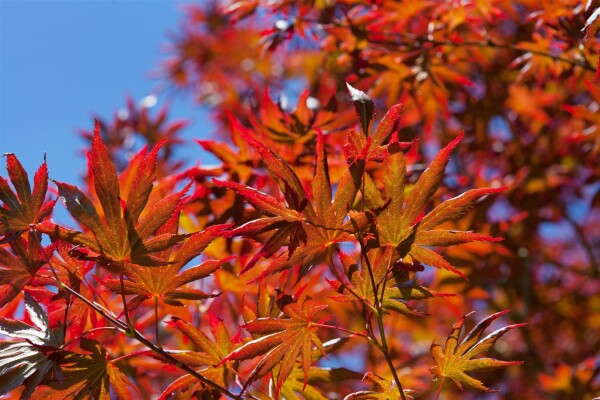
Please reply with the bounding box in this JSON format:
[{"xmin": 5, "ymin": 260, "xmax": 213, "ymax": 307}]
[{"xmin": 0, "ymin": 0, "xmax": 212, "ymax": 190}]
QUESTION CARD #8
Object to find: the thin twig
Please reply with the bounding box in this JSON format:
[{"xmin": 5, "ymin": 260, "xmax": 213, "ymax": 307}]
[
  {"xmin": 360, "ymin": 244, "xmax": 407, "ymax": 400},
  {"xmin": 330, "ymin": 253, "xmax": 378, "ymax": 313},
  {"xmin": 561, "ymin": 204, "xmax": 599, "ymax": 277},
  {"xmin": 314, "ymin": 323, "xmax": 371, "ymax": 341},
  {"xmin": 119, "ymin": 260, "xmax": 134, "ymax": 334},
  {"xmin": 362, "ymin": 31, "xmax": 596, "ymax": 73},
  {"xmin": 154, "ymin": 296, "xmax": 161, "ymax": 347},
  {"xmin": 61, "ymin": 326, "xmax": 121, "ymax": 349},
  {"xmin": 62, "ymin": 288, "xmax": 71, "ymax": 341},
  {"xmin": 42, "ymin": 247, "xmax": 128, "ymax": 332},
  {"xmin": 435, "ymin": 376, "xmax": 446, "ymax": 400}
]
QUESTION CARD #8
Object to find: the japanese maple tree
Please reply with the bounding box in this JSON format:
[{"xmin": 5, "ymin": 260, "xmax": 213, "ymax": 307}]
[{"xmin": 3, "ymin": 0, "xmax": 600, "ymax": 399}]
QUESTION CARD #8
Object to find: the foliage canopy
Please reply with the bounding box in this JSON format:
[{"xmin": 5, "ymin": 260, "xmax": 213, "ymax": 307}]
[{"xmin": 2, "ymin": 1, "xmax": 600, "ymax": 399}]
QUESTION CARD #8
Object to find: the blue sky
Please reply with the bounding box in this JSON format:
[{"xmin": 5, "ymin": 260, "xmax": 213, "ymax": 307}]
[{"xmin": 0, "ymin": 0, "xmax": 212, "ymax": 190}]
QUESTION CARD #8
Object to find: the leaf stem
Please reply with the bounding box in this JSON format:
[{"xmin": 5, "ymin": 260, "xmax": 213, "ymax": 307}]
[
  {"xmin": 330, "ymin": 254, "xmax": 378, "ymax": 313},
  {"xmin": 82, "ymin": 273, "xmax": 112, "ymax": 311},
  {"xmin": 154, "ymin": 295, "xmax": 161, "ymax": 347},
  {"xmin": 359, "ymin": 238, "xmax": 406, "ymax": 400},
  {"xmin": 129, "ymin": 333, "xmax": 242, "ymax": 399},
  {"xmin": 71, "ymin": 283, "xmax": 239, "ymax": 398},
  {"xmin": 61, "ymin": 326, "xmax": 121, "ymax": 349},
  {"xmin": 119, "ymin": 260, "xmax": 134, "ymax": 335},
  {"xmin": 353, "ymin": 155, "xmax": 407, "ymax": 399},
  {"xmin": 62, "ymin": 289, "xmax": 71, "ymax": 341},
  {"xmin": 314, "ymin": 323, "xmax": 370, "ymax": 340},
  {"xmin": 111, "ymin": 349, "xmax": 152, "ymax": 363},
  {"xmin": 375, "ymin": 311, "xmax": 406, "ymax": 400},
  {"xmin": 379, "ymin": 249, "xmax": 393, "ymax": 306},
  {"xmin": 435, "ymin": 376, "xmax": 445, "ymax": 400},
  {"xmin": 41, "ymin": 247, "xmax": 128, "ymax": 331}
]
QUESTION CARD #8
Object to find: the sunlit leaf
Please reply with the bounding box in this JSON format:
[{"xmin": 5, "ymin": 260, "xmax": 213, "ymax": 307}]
[
  {"xmin": 344, "ymin": 372, "xmax": 416, "ymax": 399},
  {"xmin": 37, "ymin": 121, "xmax": 187, "ymax": 267},
  {"xmin": 222, "ymin": 298, "xmax": 327, "ymax": 399},
  {"xmin": 157, "ymin": 313, "xmax": 237, "ymax": 399},
  {"xmin": 0, "ymin": 293, "xmax": 63, "ymax": 399},
  {"xmin": 430, "ymin": 310, "xmax": 526, "ymax": 393}
]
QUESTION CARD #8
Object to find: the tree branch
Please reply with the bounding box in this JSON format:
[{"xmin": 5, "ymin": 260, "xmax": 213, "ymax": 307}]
[{"xmin": 362, "ymin": 31, "xmax": 596, "ymax": 73}]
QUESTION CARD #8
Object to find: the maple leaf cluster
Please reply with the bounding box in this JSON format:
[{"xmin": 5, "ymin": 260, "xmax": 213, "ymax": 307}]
[
  {"xmin": 156, "ymin": 1, "xmax": 600, "ymax": 398},
  {"xmin": 3, "ymin": 0, "xmax": 600, "ymax": 399},
  {"xmin": 0, "ymin": 85, "xmax": 524, "ymax": 399}
]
